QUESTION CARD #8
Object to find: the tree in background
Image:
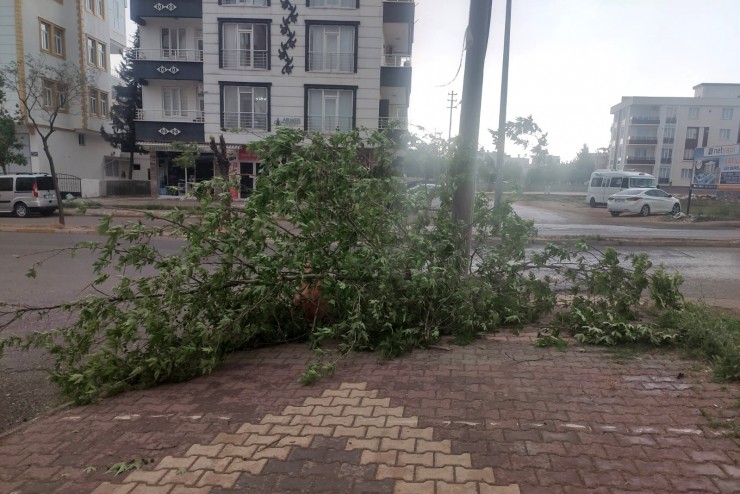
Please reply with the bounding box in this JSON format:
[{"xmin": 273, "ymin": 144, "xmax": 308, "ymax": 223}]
[
  {"xmin": 401, "ymin": 130, "xmax": 452, "ymax": 183},
  {"xmin": 565, "ymin": 143, "xmax": 597, "ymax": 185},
  {"xmin": 101, "ymin": 28, "xmax": 144, "ymax": 180},
  {"xmin": 490, "ymin": 115, "xmax": 550, "ymax": 166},
  {"xmin": 1, "ymin": 55, "xmax": 93, "ymax": 226},
  {"xmin": 0, "ymin": 78, "xmax": 27, "ymax": 174}
]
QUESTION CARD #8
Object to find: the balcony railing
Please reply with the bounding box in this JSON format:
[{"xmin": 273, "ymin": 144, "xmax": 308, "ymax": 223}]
[
  {"xmin": 663, "ymin": 137, "xmax": 675, "ymax": 144},
  {"xmin": 383, "ymin": 0, "xmax": 414, "ymax": 2},
  {"xmin": 382, "ymin": 54, "xmax": 411, "ymax": 67},
  {"xmin": 136, "ymin": 109, "xmax": 204, "ymax": 123},
  {"xmin": 658, "ymin": 177, "xmax": 670, "ymax": 184},
  {"xmin": 625, "ymin": 156, "xmax": 655, "ymax": 165},
  {"xmin": 221, "ymin": 49, "xmax": 269, "ymax": 69},
  {"xmin": 307, "ymin": 52, "xmax": 355, "ymax": 72},
  {"xmin": 660, "ymin": 157, "xmax": 672, "ymax": 164},
  {"xmin": 379, "ymin": 116, "xmax": 408, "ymax": 129},
  {"xmin": 627, "ymin": 136, "xmax": 658, "ymax": 145},
  {"xmin": 222, "ymin": 112, "xmax": 269, "ymax": 131},
  {"xmin": 665, "ymin": 117, "xmax": 677, "ymax": 124},
  {"xmin": 307, "ymin": 115, "xmax": 353, "ymax": 132},
  {"xmin": 630, "ymin": 116, "xmax": 660, "ymax": 124},
  {"xmin": 129, "ymin": 48, "xmax": 203, "ymax": 62}
]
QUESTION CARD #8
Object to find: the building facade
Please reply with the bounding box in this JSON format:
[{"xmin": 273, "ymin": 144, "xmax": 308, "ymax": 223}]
[
  {"xmin": 0, "ymin": 0, "xmax": 126, "ymax": 184},
  {"xmin": 130, "ymin": 0, "xmax": 414, "ymax": 197},
  {"xmin": 609, "ymin": 83, "xmax": 740, "ymax": 187}
]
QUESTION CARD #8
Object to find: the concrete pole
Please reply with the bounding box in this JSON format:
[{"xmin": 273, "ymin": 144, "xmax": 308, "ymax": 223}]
[
  {"xmin": 451, "ymin": 0, "xmax": 493, "ymax": 260},
  {"xmin": 494, "ymin": 0, "xmax": 513, "ymax": 208}
]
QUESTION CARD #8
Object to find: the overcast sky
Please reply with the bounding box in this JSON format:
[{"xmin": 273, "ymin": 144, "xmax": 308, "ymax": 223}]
[
  {"xmin": 412, "ymin": 0, "xmax": 740, "ymax": 161},
  {"xmin": 124, "ymin": 0, "xmax": 740, "ymax": 161}
]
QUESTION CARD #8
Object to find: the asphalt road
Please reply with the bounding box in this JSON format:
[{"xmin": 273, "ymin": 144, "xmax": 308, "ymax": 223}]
[{"xmin": 1, "ymin": 227, "xmax": 739, "ymax": 434}]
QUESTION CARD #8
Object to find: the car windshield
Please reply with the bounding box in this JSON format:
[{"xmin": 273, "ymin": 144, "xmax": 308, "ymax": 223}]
[{"xmin": 614, "ymin": 188, "xmax": 646, "ymax": 196}]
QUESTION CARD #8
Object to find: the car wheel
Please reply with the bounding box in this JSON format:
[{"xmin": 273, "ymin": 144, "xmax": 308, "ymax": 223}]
[
  {"xmin": 40, "ymin": 208, "xmax": 55, "ymax": 217},
  {"xmin": 639, "ymin": 204, "xmax": 650, "ymax": 217},
  {"xmin": 13, "ymin": 202, "xmax": 29, "ymax": 218},
  {"xmin": 671, "ymin": 203, "xmax": 681, "ymax": 215},
  {"xmin": 610, "ymin": 211, "xmax": 621, "ymax": 217},
  {"xmin": 589, "ymin": 197, "xmax": 596, "ymax": 208}
]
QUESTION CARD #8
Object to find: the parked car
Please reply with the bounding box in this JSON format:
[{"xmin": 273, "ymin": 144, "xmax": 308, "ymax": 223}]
[
  {"xmin": 606, "ymin": 187, "xmax": 680, "ymax": 217},
  {"xmin": 0, "ymin": 173, "xmax": 58, "ymax": 217}
]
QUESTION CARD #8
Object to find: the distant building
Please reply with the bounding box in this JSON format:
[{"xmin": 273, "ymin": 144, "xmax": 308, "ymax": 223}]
[
  {"xmin": 609, "ymin": 83, "xmax": 740, "ymax": 186},
  {"xmin": 130, "ymin": 0, "xmax": 414, "ymax": 197},
  {"xmin": 0, "ymin": 0, "xmax": 126, "ymax": 183}
]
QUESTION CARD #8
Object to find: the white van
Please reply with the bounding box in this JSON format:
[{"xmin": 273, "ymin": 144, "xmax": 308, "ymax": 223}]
[{"xmin": 585, "ymin": 170, "xmax": 656, "ymax": 207}]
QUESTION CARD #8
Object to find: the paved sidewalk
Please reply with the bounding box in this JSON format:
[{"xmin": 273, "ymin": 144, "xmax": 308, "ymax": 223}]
[{"xmin": 0, "ymin": 332, "xmax": 738, "ymax": 494}]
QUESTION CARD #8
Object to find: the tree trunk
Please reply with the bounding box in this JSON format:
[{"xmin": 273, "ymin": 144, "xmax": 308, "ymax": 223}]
[
  {"xmin": 42, "ymin": 138, "xmax": 65, "ymax": 227},
  {"xmin": 128, "ymin": 151, "xmax": 134, "ymax": 181}
]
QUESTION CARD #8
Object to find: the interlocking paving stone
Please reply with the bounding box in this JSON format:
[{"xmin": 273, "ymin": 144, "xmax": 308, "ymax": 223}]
[{"xmin": 1, "ymin": 334, "xmax": 738, "ymax": 493}]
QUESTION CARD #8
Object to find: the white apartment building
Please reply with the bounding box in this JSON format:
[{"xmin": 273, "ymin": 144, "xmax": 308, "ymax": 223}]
[
  {"xmin": 609, "ymin": 83, "xmax": 740, "ymax": 187},
  {"xmin": 131, "ymin": 0, "xmax": 414, "ymax": 197},
  {"xmin": 0, "ymin": 0, "xmax": 127, "ymax": 189}
]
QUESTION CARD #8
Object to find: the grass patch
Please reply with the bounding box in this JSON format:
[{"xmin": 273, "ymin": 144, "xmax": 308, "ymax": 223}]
[
  {"xmin": 513, "ymin": 193, "xmax": 585, "ymax": 204},
  {"xmin": 657, "ymin": 302, "xmax": 740, "ymax": 382},
  {"xmin": 699, "ymin": 408, "xmax": 740, "ymax": 438},
  {"xmin": 681, "ymin": 197, "xmax": 740, "ymax": 221}
]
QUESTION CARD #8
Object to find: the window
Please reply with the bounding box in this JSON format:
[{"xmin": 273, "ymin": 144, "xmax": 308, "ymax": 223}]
[
  {"xmin": 659, "ymin": 167, "xmax": 670, "ymax": 181},
  {"xmin": 88, "ymin": 88, "xmax": 108, "ymax": 118},
  {"xmin": 306, "ymin": 87, "xmax": 354, "ymax": 132},
  {"xmin": 161, "ymin": 27, "xmax": 187, "ymax": 59},
  {"xmin": 39, "ymin": 20, "xmax": 65, "ymax": 58},
  {"xmin": 86, "ymin": 0, "xmax": 104, "ymax": 17},
  {"xmin": 87, "ymin": 37, "xmax": 107, "ymax": 70},
  {"xmin": 0, "ymin": 177, "xmax": 12, "ymax": 192},
  {"xmin": 720, "ymin": 128, "xmax": 731, "ymax": 141},
  {"xmin": 665, "ymin": 106, "xmax": 677, "ymax": 120},
  {"xmin": 688, "ymin": 107, "xmax": 699, "ymax": 119},
  {"xmin": 609, "ymin": 177, "xmax": 622, "ymax": 187},
  {"xmin": 78, "ymin": 133, "xmax": 86, "ymax": 145},
  {"xmin": 111, "ymin": 0, "xmax": 122, "ymax": 30},
  {"xmin": 686, "ymin": 127, "xmax": 698, "ymax": 140},
  {"xmin": 307, "ymin": 24, "xmax": 356, "ymax": 72},
  {"xmin": 221, "ymin": 0, "xmax": 268, "ymax": 5},
  {"xmin": 41, "ymin": 79, "xmax": 67, "ymax": 110},
  {"xmin": 683, "ymin": 148, "xmax": 695, "ymax": 160},
  {"xmin": 589, "ymin": 177, "xmax": 603, "ymax": 188},
  {"xmin": 40, "ymin": 21, "xmax": 50, "ymax": 51},
  {"xmin": 163, "ymin": 87, "xmax": 187, "ymax": 118},
  {"xmin": 722, "ymin": 107, "xmax": 734, "ymax": 120},
  {"xmin": 681, "ymin": 168, "xmax": 692, "ymax": 180},
  {"xmin": 663, "ymin": 127, "xmax": 674, "ymax": 139},
  {"xmin": 222, "ymin": 84, "xmax": 269, "ymax": 131},
  {"xmin": 221, "ymin": 22, "xmax": 269, "ymax": 69},
  {"xmin": 661, "ymin": 148, "xmax": 672, "ymax": 160},
  {"xmin": 309, "ymin": 0, "xmax": 356, "ymax": 7}
]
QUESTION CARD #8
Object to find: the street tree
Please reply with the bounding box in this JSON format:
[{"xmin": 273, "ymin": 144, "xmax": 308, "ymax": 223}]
[
  {"xmin": 101, "ymin": 29, "xmax": 144, "ymax": 181},
  {"xmin": 0, "ymin": 79, "xmax": 27, "ymax": 174},
  {"xmin": 0, "ymin": 55, "xmax": 93, "ymax": 226}
]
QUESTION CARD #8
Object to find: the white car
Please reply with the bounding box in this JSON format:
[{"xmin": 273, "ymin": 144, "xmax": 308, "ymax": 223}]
[{"xmin": 606, "ymin": 188, "xmax": 681, "ymax": 217}]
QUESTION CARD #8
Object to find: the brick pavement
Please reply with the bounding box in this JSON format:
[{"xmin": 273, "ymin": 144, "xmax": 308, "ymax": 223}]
[{"xmin": 0, "ymin": 331, "xmax": 738, "ymax": 493}]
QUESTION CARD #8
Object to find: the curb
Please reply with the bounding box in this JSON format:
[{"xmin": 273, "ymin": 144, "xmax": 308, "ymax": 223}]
[{"xmin": 529, "ymin": 236, "xmax": 740, "ymax": 248}]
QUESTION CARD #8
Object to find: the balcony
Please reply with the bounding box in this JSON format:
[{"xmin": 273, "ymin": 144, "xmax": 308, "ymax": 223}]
[
  {"xmin": 630, "ymin": 116, "xmax": 660, "ymax": 125},
  {"xmin": 658, "ymin": 177, "xmax": 670, "ymax": 185},
  {"xmin": 382, "ymin": 54, "xmax": 411, "ymax": 67},
  {"xmin": 663, "ymin": 137, "xmax": 674, "ymax": 144},
  {"xmin": 131, "ymin": 49, "xmax": 203, "ymax": 81},
  {"xmin": 381, "ymin": 65, "xmax": 412, "ymax": 88},
  {"xmin": 625, "ymin": 156, "xmax": 656, "ymax": 165},
  {"xmin": 627, "ymin": 136, "xmax": 658, "ymax": 145},
  {"xmin": 665, "ymin": 117, "xmax": 677, "ymax": 124},
  {"xmin": 130, "ymin": 0, "xmax": 202, "ymax": 25},
  {"xmin": 379, "ymin": 116, "xmax": 408, "ymax": 129},
  {"xmin": 383, "ymin": 0, "xmax": 414, "ymax": 23},
  {"xmin": 135, "ymin": 108, "xmax": 204, "ymax": 142},
  {"xmin": 660, "ymin": 158, "xmax": 672, "ymax": 164}
]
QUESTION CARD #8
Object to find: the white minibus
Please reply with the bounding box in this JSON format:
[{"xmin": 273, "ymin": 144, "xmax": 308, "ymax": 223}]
[{"xmin": 585, "ymin": 170, "xmax": 657, "ymax": 207}]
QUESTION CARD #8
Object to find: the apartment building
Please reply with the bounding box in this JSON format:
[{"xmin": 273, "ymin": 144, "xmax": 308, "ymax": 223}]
[
  {"xmin": 609, "ymin": 83, "xmax": 740, "ymax": 187},
  {"xmin": 0, "ymin": 0, "xmax": 126, "ymax": 185},
  {"xmin": 130, "ymin": 0, "xmax": 414, "ymax": 197}
]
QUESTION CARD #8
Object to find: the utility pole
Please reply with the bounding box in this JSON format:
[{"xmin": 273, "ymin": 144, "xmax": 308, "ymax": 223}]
[
  {"xmin": 447, "ymin": 91, "xmax": 458, "ymax": 140},
  {"xmin": 494, "ymin": 0, "xmax": 513, "ymax": 207},
  {"xmin": 451, "ymin": 0, "xmax": 493, "ymax": 260}
]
